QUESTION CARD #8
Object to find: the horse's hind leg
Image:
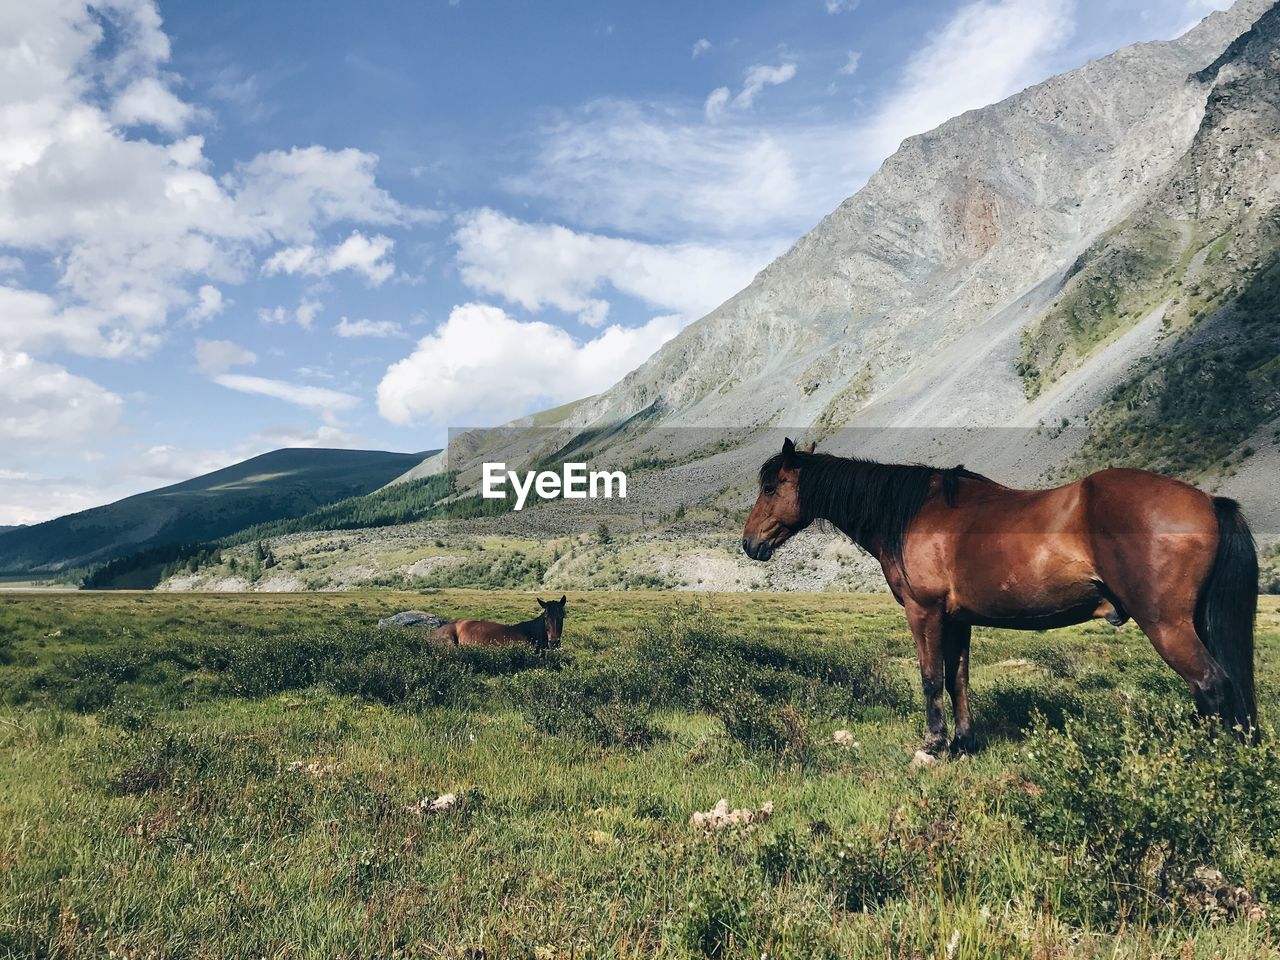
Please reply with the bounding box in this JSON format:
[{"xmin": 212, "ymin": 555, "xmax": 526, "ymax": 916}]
[
  {"xmin": 1136, "ymin": 617, "xmax": 1237, "ymax": 728},
  {"xmin": 944, "ymin": 621, "xmax": 975, "ymax": 755}
]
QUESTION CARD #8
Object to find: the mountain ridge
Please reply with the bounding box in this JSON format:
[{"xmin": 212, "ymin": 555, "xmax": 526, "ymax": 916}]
[{"xmin": 0, "ymin": 447, "xmax": 427, "ymax": 574}]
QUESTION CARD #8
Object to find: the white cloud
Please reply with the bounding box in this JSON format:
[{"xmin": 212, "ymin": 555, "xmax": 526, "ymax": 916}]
[
  {"xmin": 838, "ymin": 51, "xmax": 862, "ymax": 76},
  {"xmin": 213, "ymin": 373, "xmax": 360, "ymax": 419},
  {"xmin": 111, "ymin": 76, "xmax": 196, "ymax": 132},
  {"xmin": 0, "ymin": 256, "xmax": 24, "ymax": 274},
  {"xmin": 262, "ymin": 231, "xmax": 396, "ymax": 285},
  {"xmin": 229, "ymin": 147, "xmax": 424, "ymax": 242},
  {"xmin": 0, "ymin": 473, "xmax": 127, "ymax": 527},
  {"xmin": 705, "ymin": 63, "xmax": 797, "ymax": 123},
  {"xmin": 377, "ymin": 303, "xmax": 683, "ymax": 427},
  {"xmin": 514, "ymin": 0, "xmax": 1074, "ymax": 243},
  {"xmin": 334, "ymin": 317, "xmax": 404, "ymax": 338},
  {"xmin": 826, "ymin": 0, "xmax": 860, "ymax": 12},
  {"xmin": 692, "ymin": 38, "xmax": 712, "ymax": 58},
  {"xmin": 296, "ymin": 299, "xmax": 323, "ymax": 330},
  {"xmin": 453, "ymin": 208, "xmax": 776, "ymax": 326},
  {"xmin": 704, "ymin": 87, "xmax": 731, "ymax": 121},
  {"xmin": 0, "ymin": 350, "xmax": 122, "ymax": 444},
  {"xmin": 131, "ymin": 444, "xmax": 237, "ymax": 482},
  {"xmin": 258, "ymin": 299, "xmax": 323, "ymax": 330},
  {"xmin": 733, "ymin": 62, "xmax": 797, "ymax": 109},
  {"xmin": 860, "ymin": 0, "xmax": 1073, "ymax": 159},
  {"xmin": 194, "ymin": 338, "xmax": 257, "ymax": 374},
  {"xmin": 508, "ymin": 101, "xmax": 828, "ymax": 240},
  {"xmin": 186, "ymin": 284, "xmax": 224, "ymax": 323},
  {"xmin": 0, "ymin": 3, "xmax": 422, "ymax": 361},
  {"xmin": 249, "ymin": 423, "xmax": 363, "ymax": 449}
]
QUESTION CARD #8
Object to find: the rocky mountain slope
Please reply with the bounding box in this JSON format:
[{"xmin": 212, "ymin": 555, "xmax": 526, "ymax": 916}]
[
  {"xmin": 0, "ymin": 448, "xmax": 425, "ymax": 575},
  {"xmin": 400, "ymin": 0, "xmax": 1278, "ymax": 528}
]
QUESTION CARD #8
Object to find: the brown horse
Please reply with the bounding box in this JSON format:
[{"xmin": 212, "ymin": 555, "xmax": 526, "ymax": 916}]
[
  {"xmin": 431, "ymin": 595, "xmax": 566, "ymax": 652},
  {"xmin": 743, "ymin": 438, "xmax": 1258, "ymax": 754}
]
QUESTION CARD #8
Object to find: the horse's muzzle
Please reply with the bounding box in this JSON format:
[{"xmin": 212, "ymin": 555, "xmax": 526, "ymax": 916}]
[{"xmin": 742, "ymin": 537, "xmax": 773, "ymax": 562}]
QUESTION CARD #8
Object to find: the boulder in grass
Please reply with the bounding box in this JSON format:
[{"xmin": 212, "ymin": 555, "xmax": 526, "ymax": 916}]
[{"xmin": 378, "ymin": 610, "xmax": 449, "ymax": 629}]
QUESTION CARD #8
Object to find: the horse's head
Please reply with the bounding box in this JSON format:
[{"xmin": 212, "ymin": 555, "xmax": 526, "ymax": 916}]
[
  {"xmin": 743, "ymin": 437, "xmax": 814, "ymax": 561},
  {"xmin": 537, "ymin": 594, "xmax": 567, "ymax": 649}
]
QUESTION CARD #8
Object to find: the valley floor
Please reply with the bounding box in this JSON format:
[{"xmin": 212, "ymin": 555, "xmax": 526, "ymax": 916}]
[{"xmin": 2, "ymin": 591, "xmax": 1280, "ymax": 958}]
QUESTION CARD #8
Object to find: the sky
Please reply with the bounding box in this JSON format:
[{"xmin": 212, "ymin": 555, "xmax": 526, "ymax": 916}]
[{"xmin": 0, "ymin": 0, "xmax": 1236, "ymax": 524}]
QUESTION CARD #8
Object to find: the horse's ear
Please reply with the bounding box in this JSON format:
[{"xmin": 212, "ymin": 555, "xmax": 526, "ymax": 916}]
[
  {"xmin": 560, "ymin": 594, "xmax": 567, "ymax": 605},
  {"xmin": 782, "ymin": 437, "xmax": 796, "ymax": 462},
  {"xmin": 537, "ymin": 598, "xmax": 546, "ymax": 608},
  {"xmin": 803, "ymin": 441, "xmax": 816, "ymax": 454}
]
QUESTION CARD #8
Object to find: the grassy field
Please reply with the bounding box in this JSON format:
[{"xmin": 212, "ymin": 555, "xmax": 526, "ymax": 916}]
[{"xmin": 2, "ymin": 590, "xmax": 1280, "ymax": 958}]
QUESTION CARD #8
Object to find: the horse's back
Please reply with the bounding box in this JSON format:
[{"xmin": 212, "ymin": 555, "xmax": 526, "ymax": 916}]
[
  {"xmin": 444, "ymin": 619, "xmax": 524, "ymax": 647},
  {"xmin": 908, "ymin": 466, "xmax": 1219, "ymax": 624},
  {"xmin": 1079, "ymin": 467, "xmax": 1216, "ymax": 534},
  {"xmin": 430, "ymin": 621, "xmax": 459, "ymax": 644}
]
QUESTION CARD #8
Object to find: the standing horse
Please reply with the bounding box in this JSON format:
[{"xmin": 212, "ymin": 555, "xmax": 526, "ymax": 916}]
[
  {"xmin": 742, "ymin": 438, "xmax": 1258, "ymax": 754},
  {"xmin": 431, "ymin": 595, "xmax": 566, "ymax": 653}
]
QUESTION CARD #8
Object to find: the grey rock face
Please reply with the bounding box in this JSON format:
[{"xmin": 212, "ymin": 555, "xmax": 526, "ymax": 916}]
[{"xmin": 551, "ymin": 0, "xmax": 1275, "ymax": 440}]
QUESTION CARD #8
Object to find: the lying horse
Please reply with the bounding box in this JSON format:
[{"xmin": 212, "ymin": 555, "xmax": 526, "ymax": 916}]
[
  {"xmin": 431, "ymin": 595, "xmax": 566, "ymax": 653},
  {"xmin": 743, "ymin": 438, "xmax": 1258, "ymax": 754}
]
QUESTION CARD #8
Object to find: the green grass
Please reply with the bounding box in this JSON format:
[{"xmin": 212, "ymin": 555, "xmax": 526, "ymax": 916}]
[{"xmin": 2, "ymin": 591, "xmax": 1280, "ymax": 958}]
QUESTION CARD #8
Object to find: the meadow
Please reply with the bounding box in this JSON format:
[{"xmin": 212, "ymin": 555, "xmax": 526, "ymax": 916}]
[{"xmin": 2, "ymin": 589, "xmax": 1280, "ymax": 958}]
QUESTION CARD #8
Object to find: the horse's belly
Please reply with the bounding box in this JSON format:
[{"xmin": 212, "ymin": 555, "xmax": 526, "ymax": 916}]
[
  {"xmin": 948, "ymin": 570, "xmax": 1105, "ymax": 630},
  {"xmin": 950, "ymin": 602, "xmax": 1100, "ymax": 631}
]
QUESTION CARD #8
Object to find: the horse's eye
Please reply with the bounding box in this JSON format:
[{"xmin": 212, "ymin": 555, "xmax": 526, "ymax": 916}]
[{"xmin": 763, "ymin": 485, "xmax": 777, "ymax": 496}]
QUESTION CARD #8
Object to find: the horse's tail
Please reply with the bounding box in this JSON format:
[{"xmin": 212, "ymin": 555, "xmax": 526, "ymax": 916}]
[{"xmin": 1195, "ymin": 497, "xmax": 1258, "ymax": 733}]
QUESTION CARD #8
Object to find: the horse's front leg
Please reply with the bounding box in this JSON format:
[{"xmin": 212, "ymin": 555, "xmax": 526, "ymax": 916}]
[
  {"xmin": 905, "ymin": 601, "xmax": 948, "ymax": 756},
  {"xmin": 944, "ymin": 620, "xmax": 974, "ymax": 755}
]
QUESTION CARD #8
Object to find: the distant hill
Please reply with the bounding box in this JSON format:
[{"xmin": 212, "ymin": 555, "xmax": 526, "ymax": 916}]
[
  {"xmin": 0, "ymin": 526, "xmax": 24, "ymax": 537},
  {"xmin": 0, "ymin": 448, "xmax": 428, "ymax": 574}
]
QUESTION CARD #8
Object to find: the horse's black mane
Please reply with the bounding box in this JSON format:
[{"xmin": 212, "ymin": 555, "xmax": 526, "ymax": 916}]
[
  {"xmin": 758, "ymin": 451, "xmax": 989, "ymax": 569},
  {"xmin": 515, "ymin": 613, "xmax": 548, "ymax": 649}
]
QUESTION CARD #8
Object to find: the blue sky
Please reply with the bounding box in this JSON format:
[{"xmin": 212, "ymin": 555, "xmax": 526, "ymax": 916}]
[{"xmin": 0, "ymin": 0, "xmax": 1233, "ymax": 523}]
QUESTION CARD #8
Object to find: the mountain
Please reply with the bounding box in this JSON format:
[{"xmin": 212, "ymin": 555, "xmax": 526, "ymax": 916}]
[
  {"xmin": 0, "ymin": 448, "xmax": 427, "ymax": 574},
  {"xmin": 0, "ymin": 526, "xmax": 23, "ymax": 537},
  {"xmin": 400, "ymin": 0, "xmax": 1280, "ymax": 532},
  {"xmin": 158, "ymin": 1, "xmax": 1280, "ymax": 595}
]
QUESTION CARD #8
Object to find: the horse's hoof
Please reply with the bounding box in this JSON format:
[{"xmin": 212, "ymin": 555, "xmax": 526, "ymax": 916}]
[
  {"xmin": 921, "ymin": 734, "xmax": 948, "ymax": 757},
  {"xmin": 949, "ymin": 734, "xmax": 976, "ymax": 757}
]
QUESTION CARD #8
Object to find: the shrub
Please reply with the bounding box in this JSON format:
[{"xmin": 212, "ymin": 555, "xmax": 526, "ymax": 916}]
[
  {"xmin": 674, "ymin": 883, "xmax": 756, "ymax": 958},
  {"xmin": 515, "ymin": 667, "xmax": 659, "ymax": 748},
  {"xmin": 108, "ymin": 727, "xmax": 216, "ymax": 796},
  {"xmin": 325, "ymin": 650, "xmax": 477, "ymax": 709},
  {"xmin": 717, "ymin": 692, "xmax": 813, "ymax": 763},
  {"xmin": 1016, "ymin": 700, "xmax": 1280, "ymax": 923},
  {"xmin": 102, "ymin": 694, "xmax": 157, "ymax": 731},
  {"xmin": 632, "ymin": 604, "xmax": 912, "ymax": 721},
  {"xmin": 969, "ymin": 676, "xmax": 1087, "ymax": 740},
  {"xmin": 758, "ymin": 802, "xmax": 964, "ymax": 913}
]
